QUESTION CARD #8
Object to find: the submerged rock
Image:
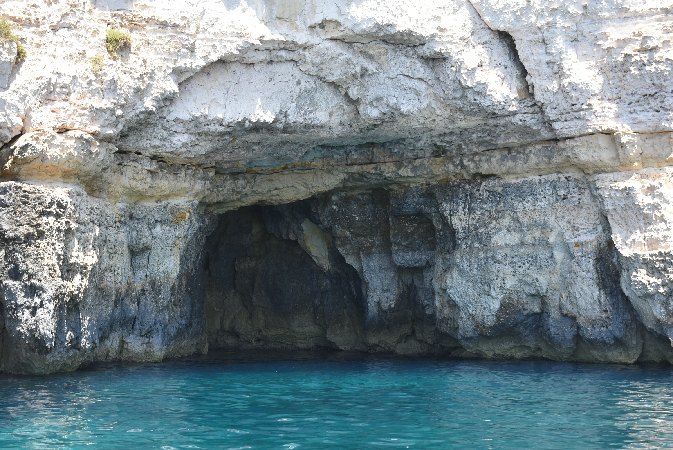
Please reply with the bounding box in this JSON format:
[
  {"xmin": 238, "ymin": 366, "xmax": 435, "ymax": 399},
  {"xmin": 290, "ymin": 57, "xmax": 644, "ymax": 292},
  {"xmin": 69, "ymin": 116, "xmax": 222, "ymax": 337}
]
[{"xmin": 1, "ymin": 0, "xmax": 673, "ymax": 372}]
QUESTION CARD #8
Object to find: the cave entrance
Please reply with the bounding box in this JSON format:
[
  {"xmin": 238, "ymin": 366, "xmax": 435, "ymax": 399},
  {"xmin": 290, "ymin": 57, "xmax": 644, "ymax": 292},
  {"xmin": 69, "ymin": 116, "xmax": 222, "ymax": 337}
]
[{"xmin": 203, "ymin": 202, "xmax": 367, "ymax": 352}]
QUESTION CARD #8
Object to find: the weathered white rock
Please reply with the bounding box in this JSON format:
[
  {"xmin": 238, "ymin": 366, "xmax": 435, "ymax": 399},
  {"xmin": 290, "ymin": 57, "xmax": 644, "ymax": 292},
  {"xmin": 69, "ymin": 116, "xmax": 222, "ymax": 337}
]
[
  {"xmin": 594, "ymin": 169, "xmax": 673, "ymax": 342},
  {"xmin": 0, "ymin": 41, "xmax": 16, "ymax": 90}
]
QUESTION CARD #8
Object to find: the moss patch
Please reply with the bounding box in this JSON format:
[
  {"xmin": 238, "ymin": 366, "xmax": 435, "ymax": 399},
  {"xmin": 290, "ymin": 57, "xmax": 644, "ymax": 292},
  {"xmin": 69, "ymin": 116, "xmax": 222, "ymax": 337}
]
[
  {"xmin": 0, "ymin": 19, "xmax": 26, "ymax": 63},
  {"xmin": 105, "ymin": 29, "xmax": 131, "ymax": 57},
  {"xmin": 90, "ymin": 53, "xmax": 104, "ymax": 75}
]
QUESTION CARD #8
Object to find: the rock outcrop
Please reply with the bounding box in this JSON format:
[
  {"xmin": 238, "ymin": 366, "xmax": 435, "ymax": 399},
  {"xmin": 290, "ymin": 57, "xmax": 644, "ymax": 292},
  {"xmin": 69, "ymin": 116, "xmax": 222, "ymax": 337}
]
[{"xmin": 2, "ymin": 0, "xmax": 673, "ymax": 373}]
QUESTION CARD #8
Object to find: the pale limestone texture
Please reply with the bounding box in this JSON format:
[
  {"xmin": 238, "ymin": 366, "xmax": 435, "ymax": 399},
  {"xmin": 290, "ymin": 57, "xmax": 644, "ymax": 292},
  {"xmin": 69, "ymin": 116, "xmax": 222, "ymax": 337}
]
[
  {"xmin": 0, "ymin": 41, "xmax": 17, "ymax": 90},
  {"xmin": 1, "ymin": 0, "xmax": 673, "ymax": 372}
]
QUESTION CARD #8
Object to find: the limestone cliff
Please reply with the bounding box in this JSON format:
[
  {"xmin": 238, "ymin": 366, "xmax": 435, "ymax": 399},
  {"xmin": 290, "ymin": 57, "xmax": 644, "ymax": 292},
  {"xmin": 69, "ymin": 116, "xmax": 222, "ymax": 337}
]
[{"xmin": 1, "ymin": 0, "xmax": 673, "ymax": 373}]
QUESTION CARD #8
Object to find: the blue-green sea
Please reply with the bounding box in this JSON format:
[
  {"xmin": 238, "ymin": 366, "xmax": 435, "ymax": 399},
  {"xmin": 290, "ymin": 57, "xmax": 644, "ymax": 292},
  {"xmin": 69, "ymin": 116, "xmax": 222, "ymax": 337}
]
[{"xmin": 1, "ymin": 355, "xmax": 673, "ymax": 449}]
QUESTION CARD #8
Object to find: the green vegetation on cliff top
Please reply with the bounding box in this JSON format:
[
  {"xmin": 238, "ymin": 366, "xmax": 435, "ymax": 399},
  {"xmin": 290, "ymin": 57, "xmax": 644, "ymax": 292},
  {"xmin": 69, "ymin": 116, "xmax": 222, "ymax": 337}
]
[
  {"xmin": 105, "ymin": 29, "xmax": 131, "ymax": 57},
  {"xmin": 0, "ymin": 19, "xmax": 26, "ymax": 63}
]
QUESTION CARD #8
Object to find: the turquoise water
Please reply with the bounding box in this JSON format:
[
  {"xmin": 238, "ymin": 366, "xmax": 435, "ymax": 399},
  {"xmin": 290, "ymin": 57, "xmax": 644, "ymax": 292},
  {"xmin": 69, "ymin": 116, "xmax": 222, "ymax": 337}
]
[{"xmin": 1, "ymin": 356, "xmax": 673, "ymax": 449}]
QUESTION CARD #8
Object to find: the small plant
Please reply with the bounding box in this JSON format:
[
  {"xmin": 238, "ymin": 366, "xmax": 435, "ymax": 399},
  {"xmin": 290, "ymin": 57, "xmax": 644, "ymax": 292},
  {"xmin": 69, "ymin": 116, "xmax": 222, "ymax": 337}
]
[
  {"xmin": 90, "ymin": 53, "xmax": 104, "ymax": 75},
  {"xmin": 0, "ymin": 19, "xmax": 26, "ymax": 63},
  {"xmin": 105, "ymin": 28, "xmax": 131, "ymax": 57}
]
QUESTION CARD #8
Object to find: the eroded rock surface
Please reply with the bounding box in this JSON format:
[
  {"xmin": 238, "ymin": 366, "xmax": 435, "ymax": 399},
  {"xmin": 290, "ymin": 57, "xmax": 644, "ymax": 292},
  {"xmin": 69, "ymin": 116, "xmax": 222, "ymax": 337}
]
[
  {"xmin": 0, "ymin": 182, "xmax": 211, "ymax": 373},
  {"xmin": 2, "ymin": 0, "xmax": 673, "ymax": 372},
  {"xmin": 203, "ymin": 180, "xmax": 672, "ymax": 363}
]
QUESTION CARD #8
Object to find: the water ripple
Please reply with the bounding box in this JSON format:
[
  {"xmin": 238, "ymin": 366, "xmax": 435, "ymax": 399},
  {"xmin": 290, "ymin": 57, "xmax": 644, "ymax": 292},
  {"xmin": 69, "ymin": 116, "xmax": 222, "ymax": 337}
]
[{"xmin": 0, "ymin": 358, "xmax": 672, "ymax": 448}]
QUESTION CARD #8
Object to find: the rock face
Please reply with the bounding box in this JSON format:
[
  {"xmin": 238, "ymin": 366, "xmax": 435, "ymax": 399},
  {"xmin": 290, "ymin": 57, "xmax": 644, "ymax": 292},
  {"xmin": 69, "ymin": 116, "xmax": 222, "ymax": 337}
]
[
  {"xmin": 1, "ymin": 0, "xmax": 673, "ymax": 372},
  {"xmin": 0, "ymin": 182, "xmax": 211, "ymax": 373},
  {"xmin": 204, "ymin": 181, "xmax": 670, "ymax": 363}
]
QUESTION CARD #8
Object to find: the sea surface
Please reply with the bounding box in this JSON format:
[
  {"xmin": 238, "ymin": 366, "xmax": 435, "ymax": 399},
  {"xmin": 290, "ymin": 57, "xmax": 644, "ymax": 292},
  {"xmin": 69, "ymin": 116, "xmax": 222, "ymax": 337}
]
[{"xmin": 1, "ymin": 354, "xmax": 672, "ymax": 449}]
